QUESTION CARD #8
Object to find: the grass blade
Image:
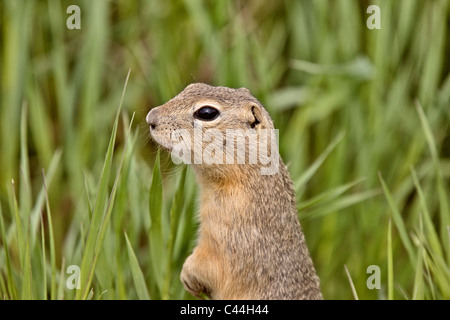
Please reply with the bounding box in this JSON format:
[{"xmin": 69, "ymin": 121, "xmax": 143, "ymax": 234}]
[
  {"xmin": 8, "ymin": 180, "xmax": 25, "ymax": 267},
  {"xmin": 0, "ymin": 203, "xmax": 17, "ymax": 299},
  {"xmin": 124, "ymin": 231, "xmax": 150, "ymax": 300},
  {"xmin": 19, "ymin": 101, "xmax": 32, "ymax": 223},
  {"xmin": 57, "ymin": 258, "xmax": 66, "ymax": 300},
  {"xmin": 415, "ymin": 100, "xmax": 450, "ymax": 264},
  {"xmin": 162, "ymin": 166, "xmax": 187, "ymax": 299},
  {"xmin": 29, "ymin": 149, "xmax": 62, "ymax": 247},
  {"xmin": 379, "ymin": 172, "xmax": 416, "ymax": 266},
  {"xmin": 91, "ymin": 111, "xmax": 135, "ymax": 293},
  {"xmin": 410, "ymin": 166, "xmax": 443, "ymax": 258},
  {"xmin": 294, "ymin": 131, "xmax": 345, "ymax": 195},
  {"xmin": 300, "ymin": 189, "xmax": 380, "ymax": 220},
  {"xmin": 148, "ymin": 150, "xmax": 164, "ymax": 298},
  {"xmin": 344, "ymin": 264, "xmax": 359, "ymax": 300},
  {"xmin": 40, "ymin": 212, "xmax": 47, "ymax": 300},
  {"xmin": 20, "ymin": 234, "xmax": 32, "ymax": 300},
  {"xmin": 412, "ymin": 246, "xmax": 425, "ymax": 300},
  {"xmin": 42, "ymin": 169, "xmax": 57, "ymax": 300},
  {"xmin": 298, "ymin": 178, "xmax": 366, "ymax": 210},
  {"xmin": 76, "ymin": 69, "xmax": 131, "ymax": 300},
  {"xmin": 387, "ymin": 219, "xmax": 394, "ymax": 300}
]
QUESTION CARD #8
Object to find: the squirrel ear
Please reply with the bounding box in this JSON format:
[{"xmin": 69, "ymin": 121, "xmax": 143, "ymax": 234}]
[{"xmin": 249, "ymin": 104, "xmax": 265, "ymax": 129}]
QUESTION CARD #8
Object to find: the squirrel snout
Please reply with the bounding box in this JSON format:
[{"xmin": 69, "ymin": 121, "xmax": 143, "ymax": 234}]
[{"xmin": 146, "ymin": 107, "xmax": 160, "ymax": 129}]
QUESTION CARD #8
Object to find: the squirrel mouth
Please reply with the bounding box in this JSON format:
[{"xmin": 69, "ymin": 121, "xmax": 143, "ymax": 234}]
[{"xmin": 148, "ymin": 130, "xmax": 173, "ymax": 152}]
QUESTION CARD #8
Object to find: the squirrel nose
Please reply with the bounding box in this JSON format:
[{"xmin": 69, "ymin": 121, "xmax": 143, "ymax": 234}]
[{"xmin": 146, "ymin": 107, "xmax": 160, "ymax": 129}]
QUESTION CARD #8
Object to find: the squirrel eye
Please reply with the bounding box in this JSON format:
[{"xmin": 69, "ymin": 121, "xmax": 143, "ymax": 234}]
[{"xmin": 194, "ymin": 106, "xmax": 220, "ymax": 121}]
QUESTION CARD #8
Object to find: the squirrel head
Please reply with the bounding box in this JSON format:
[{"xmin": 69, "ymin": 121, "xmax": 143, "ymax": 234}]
[{"xmin": 146, "ymin": 83, "xmax": 280, "ymax": 186}]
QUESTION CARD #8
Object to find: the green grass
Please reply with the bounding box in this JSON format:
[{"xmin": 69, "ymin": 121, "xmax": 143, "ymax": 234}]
[{"xmin": 0, "ymin": 0, "xmax": 449, "ymax": 300}]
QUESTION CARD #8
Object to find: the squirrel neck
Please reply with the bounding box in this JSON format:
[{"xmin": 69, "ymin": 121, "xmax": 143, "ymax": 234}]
[{"xmin": 193, "ymin": 159, "xmax": 298, "ymax": 226}]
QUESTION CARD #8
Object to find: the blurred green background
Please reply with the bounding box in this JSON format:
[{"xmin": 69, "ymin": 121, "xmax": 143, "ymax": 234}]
[{"xmin": 0, "ymin": 0, "xmax": 449, "ymax": 300}]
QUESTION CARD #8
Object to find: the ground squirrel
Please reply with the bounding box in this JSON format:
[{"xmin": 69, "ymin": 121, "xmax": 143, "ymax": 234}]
[{"xmin": 146, "ymin": 83, "xmax": 322, "ymax": 300}]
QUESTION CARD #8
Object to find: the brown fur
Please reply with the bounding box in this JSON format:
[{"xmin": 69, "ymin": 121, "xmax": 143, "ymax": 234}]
[{"xmin": 146, "ymin": 83, "xmax": 322, "ymax": 300}]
